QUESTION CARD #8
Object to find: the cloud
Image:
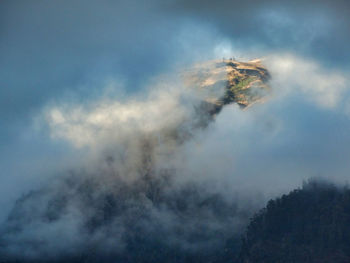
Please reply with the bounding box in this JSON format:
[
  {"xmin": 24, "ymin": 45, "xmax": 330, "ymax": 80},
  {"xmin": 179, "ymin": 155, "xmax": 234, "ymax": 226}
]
[
  {"xmin": 1, "ymin": 0, "xmax": 350, "ymax": 261},
  {"xmin": 45, "ymin": 86, "xmax": 191, "ymax": 149},
  {"xmin": 266, "ymin": 53, "xmax": 347, "ymax": 108},
  {"xmin": 2, "ymin": 51, "xmax": 350, "ymax": 261},
  {"xmin": 169, "ymin": 0, "xmax": 350, "ymax": 66}
]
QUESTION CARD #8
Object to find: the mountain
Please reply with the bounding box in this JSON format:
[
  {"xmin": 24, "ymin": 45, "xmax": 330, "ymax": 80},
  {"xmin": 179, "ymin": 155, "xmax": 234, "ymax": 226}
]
[
  {"xmin": 0, "ymin": 58, "xmax": 271, "ymax": 263},
  {"xmin": 239, "ymin": 180, "xmax": 350, "ymax": 263},
  {"xmin": 5, "ymin": 59, "xmax": 350, "ymax": 263}
]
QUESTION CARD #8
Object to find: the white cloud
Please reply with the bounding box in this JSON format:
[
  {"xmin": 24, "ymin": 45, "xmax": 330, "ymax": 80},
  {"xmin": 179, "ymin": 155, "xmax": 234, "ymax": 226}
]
[
  {"xmin": 266, "ymin": 53, "xmax": 347, "ymax": 108},
  {"xmin": 46, "ymin": 85, "xmax": 192, "ymax": 149}
]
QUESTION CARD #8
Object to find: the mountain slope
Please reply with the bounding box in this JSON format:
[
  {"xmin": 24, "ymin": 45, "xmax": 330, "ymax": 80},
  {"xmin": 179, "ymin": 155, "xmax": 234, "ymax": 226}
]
[{"xmin": 0, "ymin": 58, "xmax": 272, "ymax": 263}]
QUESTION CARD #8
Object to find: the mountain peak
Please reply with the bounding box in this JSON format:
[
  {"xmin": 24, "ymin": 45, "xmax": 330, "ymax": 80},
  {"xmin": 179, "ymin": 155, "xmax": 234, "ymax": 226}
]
[{"xmin": 185, "ymin": 58, "xmax": 270, "ymax": 114}]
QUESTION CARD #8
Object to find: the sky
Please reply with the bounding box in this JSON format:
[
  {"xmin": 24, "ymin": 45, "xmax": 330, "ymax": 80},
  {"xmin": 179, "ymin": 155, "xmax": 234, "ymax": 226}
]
[{"xmin": 1, "ymin": 0, "xmax": 350, "ymax": 260}]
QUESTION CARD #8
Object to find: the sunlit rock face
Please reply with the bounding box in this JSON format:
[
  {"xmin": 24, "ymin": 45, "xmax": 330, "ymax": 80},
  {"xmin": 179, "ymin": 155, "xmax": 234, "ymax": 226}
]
[{"xmin": 185, "ymin": 58, "xmax": 270, "ymax": 115}]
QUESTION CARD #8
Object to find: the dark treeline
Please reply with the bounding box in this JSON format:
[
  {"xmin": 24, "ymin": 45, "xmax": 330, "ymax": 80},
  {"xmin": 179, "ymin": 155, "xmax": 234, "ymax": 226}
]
[{"xmin": 240, "ymin": 179, "xmax": 350, "ymax": 263}]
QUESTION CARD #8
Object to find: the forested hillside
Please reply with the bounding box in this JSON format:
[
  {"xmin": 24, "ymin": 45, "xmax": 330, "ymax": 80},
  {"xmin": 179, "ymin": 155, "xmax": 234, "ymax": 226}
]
[{"xmin": 240, "ymin": 180, "xmax": 350, "ymax": 263}]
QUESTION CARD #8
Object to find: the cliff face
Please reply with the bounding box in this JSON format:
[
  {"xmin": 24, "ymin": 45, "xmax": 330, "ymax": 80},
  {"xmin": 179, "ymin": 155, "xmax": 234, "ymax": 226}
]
[{"xmin": 184, "ymin": 58, "xmax": 270, "ymax": 114}]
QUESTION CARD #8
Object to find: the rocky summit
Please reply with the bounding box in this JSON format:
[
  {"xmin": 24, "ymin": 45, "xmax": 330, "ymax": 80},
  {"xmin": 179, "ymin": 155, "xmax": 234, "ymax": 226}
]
[{"xmin": 185, "ymin": 58, "xmax": 270, "ymax": 114}]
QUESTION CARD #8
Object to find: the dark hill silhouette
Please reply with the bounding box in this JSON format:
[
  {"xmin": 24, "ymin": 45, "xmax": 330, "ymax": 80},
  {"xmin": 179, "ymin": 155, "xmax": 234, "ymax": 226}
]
[{"xmin": 240, "ymin": 179, "xmax": 350, "ymax": 263}]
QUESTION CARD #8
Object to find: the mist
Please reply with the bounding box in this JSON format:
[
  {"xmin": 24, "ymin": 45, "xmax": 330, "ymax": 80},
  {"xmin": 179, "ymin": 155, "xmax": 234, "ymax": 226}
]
[{"xmin": 1, "ymin": 0, "xmax": 350, "ymax": 261}]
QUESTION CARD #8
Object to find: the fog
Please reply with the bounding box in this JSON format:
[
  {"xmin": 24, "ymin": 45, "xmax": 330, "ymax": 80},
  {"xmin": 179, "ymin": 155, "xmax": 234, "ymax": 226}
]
[{"xmin": 1, "ymin": 0, "xmax": 350, "ymax": 261}]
